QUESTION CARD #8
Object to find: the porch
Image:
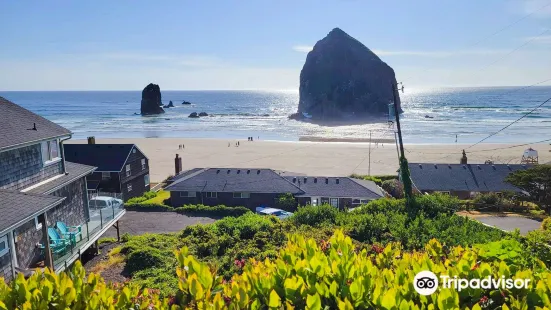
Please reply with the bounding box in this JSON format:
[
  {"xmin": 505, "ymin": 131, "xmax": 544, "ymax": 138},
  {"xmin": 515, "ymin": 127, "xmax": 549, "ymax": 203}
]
[{"xmin": 46, "ymin": 204, "xmax": 125, "ymax": 273}]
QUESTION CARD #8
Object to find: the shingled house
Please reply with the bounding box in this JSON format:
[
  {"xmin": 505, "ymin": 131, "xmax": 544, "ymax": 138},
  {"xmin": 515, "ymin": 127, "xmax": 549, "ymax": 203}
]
[
  {"xmin": 165, "ymin": 168, "xmax": 384, "ymax": 210},
  {"xmin": 408, "ymin": 163, "xmax": 529, "ymax": 199},
  {"xmin": 64, "ymin": 143, "xmax": 150, "ymax": 201},
  {"xmin": 0, "ymin": 97, "xmax": 125, "ymax": 282}
]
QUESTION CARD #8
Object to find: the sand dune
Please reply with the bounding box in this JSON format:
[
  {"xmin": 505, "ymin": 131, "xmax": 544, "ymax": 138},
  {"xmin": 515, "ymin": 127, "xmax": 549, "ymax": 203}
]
[{"xmin": 67, "ymin": 138, "xmax": 551, "ymax": 182}]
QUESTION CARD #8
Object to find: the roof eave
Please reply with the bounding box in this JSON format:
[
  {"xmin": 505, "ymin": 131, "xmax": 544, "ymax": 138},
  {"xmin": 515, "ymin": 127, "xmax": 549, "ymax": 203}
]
[
  {"xmin": 0, "ymin": 197, "xmax": 65, "ymax": 236},
  {"xmin": 0, "ymin": 133, "xmax": 72, "ymax": 153}
]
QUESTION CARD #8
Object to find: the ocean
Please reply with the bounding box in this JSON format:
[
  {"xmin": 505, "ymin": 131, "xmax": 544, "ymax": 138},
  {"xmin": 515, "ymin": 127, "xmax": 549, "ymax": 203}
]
[{"xmin": 1, "ymin": 87, "xmax": 550, "ymax": 144}]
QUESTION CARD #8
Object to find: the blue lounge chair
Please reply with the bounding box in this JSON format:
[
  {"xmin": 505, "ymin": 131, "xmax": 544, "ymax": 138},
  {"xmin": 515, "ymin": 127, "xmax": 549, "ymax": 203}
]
[
  {"xmin": 56, "ymin": 221, "xmax": 82, "ymax": 244},
  {"xmin": 38, "ymin": 228, "xmax": 70, "ymax": 257}
]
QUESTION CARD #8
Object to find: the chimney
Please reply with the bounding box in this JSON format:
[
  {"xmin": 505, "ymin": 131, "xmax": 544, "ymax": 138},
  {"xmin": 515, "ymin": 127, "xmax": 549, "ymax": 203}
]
[
  {"xmin": 87, "ymin": 136, "xmax": 96, "ymax": 144},
  {"xmin": 336, "ymin": 178, "xmax": 339, "ymax": 184},
  {"xmin": 460, "ymin": 149, "xmax": 468, "ymax": 164},
  {"xmin": 174, "ymin": 154, "xmax": 182, "ymax": 175}
]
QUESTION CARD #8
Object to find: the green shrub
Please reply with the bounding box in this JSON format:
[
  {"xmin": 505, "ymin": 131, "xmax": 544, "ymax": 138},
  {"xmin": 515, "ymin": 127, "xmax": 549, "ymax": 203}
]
[
  {"xmin": 351, "ymin": 198, "xmax": 405, "ymax": 214},
  {"xmin": 124, "ymin": 202, "xmax": 173, "ymax": 212},
  {"xmin": 349, "ymin": 174, "xmax": 396, "ymax": 186},
  {"xmin": 542, "ymin": 217, "xmax": 551, "ymax": 231},
  {"xmin": 473, "ymin": 192, "xmax": 503, "ymax": 205},
  {"xmin": 120, "ymin": 232, "xmax": 131, "ymax": 242},
  {"xmin": 174, "ymin": 204, "xmax": 251, "ymax": 217},
  {"xmin": 413, "ymin": 193, "xmax": 460, "ymax": 217},
  {"xmin": 124, "ymin": 247, "xmax": 165, "ymax": 275},
  {"xmin": 275, "ymin": 193, "xmax": 297, "ymax": 211},
  {"xmin": 291, "ymin": 204, "xmax": 339, "ymax": 226},
  {"xmin": 126, "ymin": 191, "xmax": 158, "ymax": 204},
  {"xmin": 381, "ymin": 179, "xmax": 404, "ymax": 198}
]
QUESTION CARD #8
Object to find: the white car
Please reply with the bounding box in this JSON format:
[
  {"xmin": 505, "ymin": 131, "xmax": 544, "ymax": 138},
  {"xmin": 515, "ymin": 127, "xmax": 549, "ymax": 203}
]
[
  {"xmin": 256, "ymin": 207, "xmax": 293, "ymax": 220},
  {"xmin": 89, "ymin": 196, "xmax": 123, "ymax": 210}
]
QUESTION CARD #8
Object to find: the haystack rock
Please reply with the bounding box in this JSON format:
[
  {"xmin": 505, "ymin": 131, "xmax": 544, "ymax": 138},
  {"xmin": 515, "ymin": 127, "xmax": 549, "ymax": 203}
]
[
  {"xmin": 164, "ymin": 100, "xmax": 175, "ymax": 108},
  {"xmin": 140, "ymin": 83, "xmax": 165, "ymax": 115},
  {"xmin": 297, "ymin": 28, "xmax": 401, "ymax": 119}
]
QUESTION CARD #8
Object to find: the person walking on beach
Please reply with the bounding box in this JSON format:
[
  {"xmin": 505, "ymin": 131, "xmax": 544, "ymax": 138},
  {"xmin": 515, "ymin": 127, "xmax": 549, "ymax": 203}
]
[{"xmin": 178, "ymin": 144, "xmax": 181, "ymax": 149}]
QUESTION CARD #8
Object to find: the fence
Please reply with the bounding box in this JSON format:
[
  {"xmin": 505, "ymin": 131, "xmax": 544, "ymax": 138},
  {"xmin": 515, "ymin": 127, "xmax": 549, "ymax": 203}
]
[{"xmin": 87, "ymin": 190, "xmax": 123, "ymax": 201}]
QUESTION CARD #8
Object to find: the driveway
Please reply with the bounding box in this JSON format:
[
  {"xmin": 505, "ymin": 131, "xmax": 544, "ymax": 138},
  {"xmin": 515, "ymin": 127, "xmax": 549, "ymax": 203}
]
[
  {"xmin": 476, "ymin": 216, "xmax": 542, "ymax": 235},
  {"xmin": 102, "ymin": 211, "xmax": 217, "ymax": 237}
]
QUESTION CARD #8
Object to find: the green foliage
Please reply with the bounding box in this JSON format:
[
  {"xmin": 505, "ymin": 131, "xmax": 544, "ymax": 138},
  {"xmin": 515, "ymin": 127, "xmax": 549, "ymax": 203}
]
[
  {"xmin": 399, "ymin": 156, "xmax": 413, "ymax": 202},
  {"xmin": 543, "ymin": 217, "xmax": 551, "ymax": 231},
  {"xmin": 124, "ymin": 202, "xmax": 173, "ymax": 212},
  {"xmin": 349, "ymin": 174, "xmax": 397, "ymax": 186},
  {"xmin": 413, "ymin": 192, "xmax": 460, "ymax": 217},
  {"xmin": 506, "ymin": 164, "xmax": 551, "ymax": 211},
  {"xmin": 126, "ymin": 191, "xmax": 158, "ymax": 204},
  {"xmin": 120, "ymin": 232, "xmax": 131, "ymax": 242},
  {"xmin": 291, "ymin": 204, "xmax": 340, "ymax": 226},
  {"xmin": 275, "ymin": 193, "xmax": 297, "ymax": 211},
  {"xmin": 98, "ymin": 237, "xmax": 116, "ymax": 245},
  {"xmin": 381, "ymin": 179, "xmax": 404, "ymax": 198},
  {"xmin": 124, "ymin": 247, "xmax": 165, "ymax": 275},
  {"xmin": 473, "ymin": 192, "xmax": 504, "ymax": 205},
  {"xmin": 475, "ymin": 239, "xmax": 528, "ymax": 266},
  {"xmin": 173, "ymin": 204, "xmax": 251, "ymax": 217}
]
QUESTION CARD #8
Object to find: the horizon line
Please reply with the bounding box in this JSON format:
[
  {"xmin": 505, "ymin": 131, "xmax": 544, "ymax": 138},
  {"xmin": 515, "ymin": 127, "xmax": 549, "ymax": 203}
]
[{"xmin": 1, "ymin": 85, "xmax": 551, "ymax": 92}]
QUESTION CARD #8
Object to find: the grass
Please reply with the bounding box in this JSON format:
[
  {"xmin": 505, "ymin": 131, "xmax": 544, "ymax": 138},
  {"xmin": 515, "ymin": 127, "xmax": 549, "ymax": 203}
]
[
  {"xmin": 89, "ymin": 246, "xmax": 125, "ymax": 274},
  {"xmin": 142, "ymin": 190, "xmax": 170, "ymax": 204},
  {"xmin": 98, "ymin": 237, "xmax": 117, "ymax": 245}
]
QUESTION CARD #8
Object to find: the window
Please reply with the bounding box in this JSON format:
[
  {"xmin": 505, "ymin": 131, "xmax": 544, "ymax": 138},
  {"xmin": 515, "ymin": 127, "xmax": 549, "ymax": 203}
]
[
  {"xmin": 179, "ymin": 191, "xmax": 196, "ymax": 197},
  {"xmin": 205, "ymin": 192, "xmax": 217, "ymax": 198},
  {"xmin": 41, "ymin": 139, "xmax": 60, "ymax": 165},
  {"xmin": 141, "ymin": 159, "xmax": 146, "ymax": 170},
  {"xmin": 144, "ymin": 174, "xmax": 150, "ymax": 187},
  {"xmin": 0, "ymin": 235, "xmax": 8, "ymax": 257},
  {"xmin": 126, "ymin": 164, "xmax": 131, "ymax": 177},
  {"xmin": 311, "ymin": 198, "xmax": 318, "ymax": 206},
  {"xmin": 439, "ymin": 191, "xmax": 451, "ymax": 195},
  {"xmin": 233, "ymin": 192, "xmax": 250, "ymax": 199},
  {"xmin": 34, "ymin": 217, "xmax": 42, "ymax": 230},
  {"xmin": 352, "ymin": 199, "xmax": 370, "ymax": 205},
  {"xmin": 101, "ymin": 172, "xmax": 111, "ymax": 180},
  {"xmin": 330, "ymin": 198, "xmax": 339, "ymax": 208},
  {"xmin": 127, "ymin": 184, "xmax": 132, "ymax": 192}
]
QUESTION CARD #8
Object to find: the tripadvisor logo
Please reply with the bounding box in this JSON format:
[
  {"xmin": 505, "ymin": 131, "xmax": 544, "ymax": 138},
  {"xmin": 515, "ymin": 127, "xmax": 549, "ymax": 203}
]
[{"xmin": 413, "ymin": 270, "xmax": 531, "ymax": 295}]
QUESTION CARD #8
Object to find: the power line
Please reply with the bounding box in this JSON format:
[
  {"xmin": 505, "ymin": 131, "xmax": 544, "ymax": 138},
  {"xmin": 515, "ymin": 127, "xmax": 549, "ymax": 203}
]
[
  {"xmin": 467, "ymin": 95, "xmax": 551, "ymax": 149},
  {"xmin": 466, "ymin": 138, "xmax": 551, "ymax": 153}
]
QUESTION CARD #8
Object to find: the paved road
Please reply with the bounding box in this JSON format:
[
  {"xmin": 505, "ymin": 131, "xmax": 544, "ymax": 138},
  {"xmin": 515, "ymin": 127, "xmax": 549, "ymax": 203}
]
[
  {"xmin": 476, "ymin": 216, "xmax": 541, "ymax": 235},
  {"xmin": 102, "ymin": 211, "xmax": 217, "ymax": 237}
]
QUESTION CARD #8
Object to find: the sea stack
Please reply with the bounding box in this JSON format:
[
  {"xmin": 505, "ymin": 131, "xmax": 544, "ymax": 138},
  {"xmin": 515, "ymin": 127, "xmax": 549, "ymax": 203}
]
[
  {"xmin": 297, "ymin": 28, "xmax": 401, "ymax": 119},
  {"xmin": 140, "ymin": 83, "xmax": 165, "ymax": 115}
]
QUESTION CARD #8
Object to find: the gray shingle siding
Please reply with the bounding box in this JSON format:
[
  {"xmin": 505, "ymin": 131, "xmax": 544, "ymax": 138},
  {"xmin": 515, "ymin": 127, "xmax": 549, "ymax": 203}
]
[
  {"xmin": 14, "ymin": 177, "xmax": 88, "ymax": 269},
  {"xmin": 0, "ymin": 233, "xmax": 13, "ymax": 282},
  {"xmin": 0, "ymin": 144, "xmax": 62, "ymax": 191}
]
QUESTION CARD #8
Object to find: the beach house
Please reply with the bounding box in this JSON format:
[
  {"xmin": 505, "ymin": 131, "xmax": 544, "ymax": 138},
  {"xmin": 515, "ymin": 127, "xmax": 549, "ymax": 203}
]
[
  {"xmin": 407, "ymin": 162, "xmax": 529, "ymax": 199},
  {"xmin": 164, "ymin": 168, "xmax": 384, "ymax": 210},
  {"xmin": 64, "ymin": 143, "xmax": 150, "ymax": 201},
  {"xmin": 0, "ymin": 97, "xmax": 125, "ymax": 282}
]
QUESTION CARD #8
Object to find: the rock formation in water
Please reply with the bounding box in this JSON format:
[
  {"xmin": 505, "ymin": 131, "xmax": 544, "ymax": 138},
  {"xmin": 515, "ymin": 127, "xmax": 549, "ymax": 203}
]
[
  {"xmin": 188, "ymin": 112, "xmax": 199, "ymax": 118},
  {"xmin": 140, "ymin": 83, "xmax": 165, "ymax": 115},
  {"xmin": 164, "ymin": 100, "xmax": 175, "ymax": 108},
  {"xmin": 297, "ymin": 28, "xmax": 401, "ymax": 119},
  {"xmin": 199, "ymin": 112, "xmax": 208, "ymax": 117},
  {"xmin": 182, "ymin": 100, "xmax": 191, "ymax": 105}
]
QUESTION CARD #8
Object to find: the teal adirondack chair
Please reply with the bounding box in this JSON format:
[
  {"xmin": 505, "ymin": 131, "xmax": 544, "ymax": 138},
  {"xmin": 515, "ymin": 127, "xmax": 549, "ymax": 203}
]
[
  {"xmin": 56, "ymin": 221, "xmax": 82, "ymax": 244},
  {"xmin": 38, "ymin": 228, "xmax": 70, "ymax": 257}
]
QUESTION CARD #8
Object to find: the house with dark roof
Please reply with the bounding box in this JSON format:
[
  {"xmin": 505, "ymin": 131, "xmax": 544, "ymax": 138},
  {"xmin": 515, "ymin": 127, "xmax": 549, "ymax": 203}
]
[
  {"xmin": 165, "ymin": 168, "xmax": 384, "ymax": 210},
  {"xmin": 64, "ymin": 143, "xmax": 150, "ymax": 201},
  {"xmin": 0, "ymin": 97, "xmax": 125, "ymax": 282},
  {"xmin": 408, "ymin": 162, "xmax": 529, "ymax": 199}
]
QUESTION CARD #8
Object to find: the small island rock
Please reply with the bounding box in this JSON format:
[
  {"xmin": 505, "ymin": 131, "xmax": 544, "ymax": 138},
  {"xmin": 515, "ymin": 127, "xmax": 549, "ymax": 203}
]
[
  {"xmin": 163, "ymin": 100, "xmax": 175, "ymax": 108},
  {"xmin": 182, "ymin": 100, "xmax": 192, "ymax": 105},
  {"xmin": 140, "ymin": 83, "xmax": 165, "ymax": 115},
  {"xmin": 188, "ymin": 112, "xmax": 199, "ymax": 118},
  {"xmin": 198, "ymin": 112, "xmax": 208, "ymax": 117}
]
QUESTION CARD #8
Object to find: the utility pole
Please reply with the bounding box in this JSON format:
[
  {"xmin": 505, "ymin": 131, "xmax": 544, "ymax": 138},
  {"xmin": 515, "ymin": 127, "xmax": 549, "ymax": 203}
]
[
  {"xmin": 392, "ymin": 82, "xmax": 413, "ymax": 206},
  {"xmin": 368, "ymin": 130, "xmax": 372, "ymax": 175}
]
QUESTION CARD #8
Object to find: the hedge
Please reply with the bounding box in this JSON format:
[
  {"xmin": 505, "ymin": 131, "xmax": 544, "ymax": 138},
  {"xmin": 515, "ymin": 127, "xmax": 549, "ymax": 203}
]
[
  {"xmin": 174, "ymin": 204, "xmax": 251, "ymax": 217},
  {"xmin": 124, "ymin": 202, "xmax": 173, "ymax": 212}
]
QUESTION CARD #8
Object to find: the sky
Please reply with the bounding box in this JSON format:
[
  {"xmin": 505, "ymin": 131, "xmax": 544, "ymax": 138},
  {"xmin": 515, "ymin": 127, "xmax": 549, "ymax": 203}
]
[{"xmin": 0, "ymin": 0, "xmax": 550, "ymax": 90}]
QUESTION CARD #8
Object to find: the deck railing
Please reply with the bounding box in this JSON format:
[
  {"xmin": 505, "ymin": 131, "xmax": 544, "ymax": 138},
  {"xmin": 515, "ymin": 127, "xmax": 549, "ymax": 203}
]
[{"xmin": 52, "ymin": 204, "xmax": 125, "ymax": 271}]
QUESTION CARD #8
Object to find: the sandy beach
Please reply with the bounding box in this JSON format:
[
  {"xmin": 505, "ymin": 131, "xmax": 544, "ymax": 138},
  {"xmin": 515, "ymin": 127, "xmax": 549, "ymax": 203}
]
[{"xmin": 67, "ymin": 138, "xmax": 551, "ymax": 182}]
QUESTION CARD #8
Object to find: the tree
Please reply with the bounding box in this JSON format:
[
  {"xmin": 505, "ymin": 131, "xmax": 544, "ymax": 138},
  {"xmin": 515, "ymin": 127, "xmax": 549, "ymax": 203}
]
[
  {"xmin": 505, "ymin": 165, "xmax": 551, "ymax": 213},
  {"xmin": 276, "ymin": 193, "xmax": 297, "ymax": 211}
]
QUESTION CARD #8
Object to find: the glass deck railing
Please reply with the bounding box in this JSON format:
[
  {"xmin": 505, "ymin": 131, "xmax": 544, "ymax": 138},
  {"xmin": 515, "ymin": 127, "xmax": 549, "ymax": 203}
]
[{"xmin": 52, "ymin": 205, "xmax": 125, "ymax": 271}]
